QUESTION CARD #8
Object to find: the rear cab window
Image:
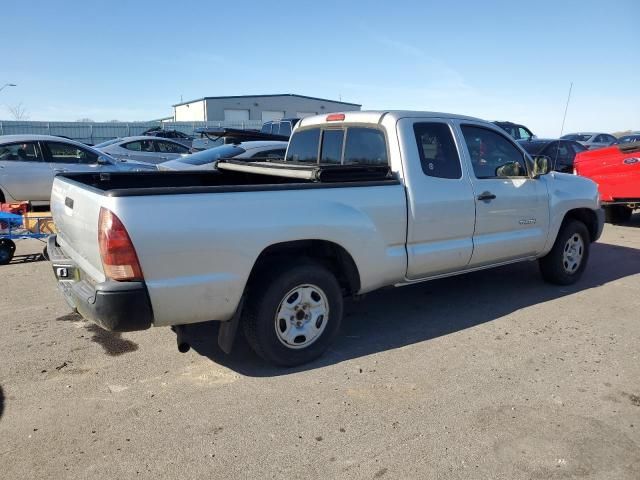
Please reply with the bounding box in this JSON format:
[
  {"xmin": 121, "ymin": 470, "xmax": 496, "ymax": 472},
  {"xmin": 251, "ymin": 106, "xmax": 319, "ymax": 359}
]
[{"xmin": 286, "ymin": 125, "xmax": 388, "ymax": 166}]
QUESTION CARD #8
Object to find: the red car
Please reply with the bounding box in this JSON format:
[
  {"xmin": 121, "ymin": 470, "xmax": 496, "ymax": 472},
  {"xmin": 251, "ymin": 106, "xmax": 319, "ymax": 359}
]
[{"xmin": 574, "ymin": 142, "xmax": 640, "ymax": 223}]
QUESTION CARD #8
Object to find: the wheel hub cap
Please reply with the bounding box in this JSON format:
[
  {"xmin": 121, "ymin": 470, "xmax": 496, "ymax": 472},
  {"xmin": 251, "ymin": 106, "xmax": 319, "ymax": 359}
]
[
  {"xmin": 562, "ymin": 233, "xmax": 584, "ymax": 274},
  {"xmin": 275, "ymin": 284, "xmax": 329, "ymax": 349}
]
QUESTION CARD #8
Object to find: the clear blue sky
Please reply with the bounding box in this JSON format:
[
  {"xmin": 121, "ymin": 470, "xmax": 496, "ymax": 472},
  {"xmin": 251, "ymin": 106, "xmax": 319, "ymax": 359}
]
[{"xmin": 0, "ymin": 0, "xmax": 638, "ymax": 136}]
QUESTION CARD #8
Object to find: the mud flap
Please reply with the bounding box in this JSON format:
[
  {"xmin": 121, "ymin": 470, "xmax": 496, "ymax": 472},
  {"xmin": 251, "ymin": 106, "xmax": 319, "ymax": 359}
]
[{"xmin": 217, "ymin": 297, "xmax": 244, "ymax": 354}]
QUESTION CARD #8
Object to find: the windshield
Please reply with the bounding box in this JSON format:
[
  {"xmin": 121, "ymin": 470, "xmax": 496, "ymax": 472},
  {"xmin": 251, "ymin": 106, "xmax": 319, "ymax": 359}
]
[
  {"xmin": 562, "ymin": 134, "xmax": 592, "ymax": 142},
  {"xmin": 94, "ymin": 138, "xmax": 121, "ymax": 148},
  {"xmin": 180, "ymin": 144, "xmax": 245, "ymax": 166}
]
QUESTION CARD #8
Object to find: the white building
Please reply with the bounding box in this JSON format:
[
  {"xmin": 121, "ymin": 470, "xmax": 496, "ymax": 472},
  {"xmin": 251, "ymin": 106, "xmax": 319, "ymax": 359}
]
[{"xmin": 172, "ymin": 94, "xmax": 361, "ymax": 123}]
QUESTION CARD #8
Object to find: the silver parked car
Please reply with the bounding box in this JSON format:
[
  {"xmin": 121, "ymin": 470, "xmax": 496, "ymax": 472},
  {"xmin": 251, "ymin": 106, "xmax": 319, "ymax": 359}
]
[
  {"xmin": 97, "ymin": 136, "xmax": 191, "ymax": 164},
  {"xmin": 560, "ymin": 132, "xmax": 617, "ymax": 150},
  {"xmin": 0, "ymin": 135, "xmax": 155, "ymax": 204},
  {"xmin": 158, "ymin": 141, "xmax": 287, "ymax": 171}
]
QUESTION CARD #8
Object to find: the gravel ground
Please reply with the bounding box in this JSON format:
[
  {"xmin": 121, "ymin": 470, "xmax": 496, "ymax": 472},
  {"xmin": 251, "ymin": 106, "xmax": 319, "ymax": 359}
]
[{"xmin": 1, "ymin": 219, "xmax": 639, "ymax": 479}]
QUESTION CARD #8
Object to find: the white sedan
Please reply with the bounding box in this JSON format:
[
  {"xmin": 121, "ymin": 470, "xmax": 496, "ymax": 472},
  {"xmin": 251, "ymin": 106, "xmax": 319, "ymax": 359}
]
[
  {"xmin": 158, "ymin": 141, "xmax": 287, "ymax": 171},
  {"xmin": 96, "ymin": 136, "xmax": 191, "ymax": 164}
]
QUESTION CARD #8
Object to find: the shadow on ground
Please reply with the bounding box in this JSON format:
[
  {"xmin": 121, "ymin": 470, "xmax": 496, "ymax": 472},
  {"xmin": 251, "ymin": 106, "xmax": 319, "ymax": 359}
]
[
  {"xmin": 0, "ymin": 385, "xmax": 4, "ymax": 420},
  {"xmin": 179, "ymin": 241, "xmax": 640, "ymax": 377},
  {"xmin": 8, "ymin": 252, "xmax": 46, "ymax": 265}
]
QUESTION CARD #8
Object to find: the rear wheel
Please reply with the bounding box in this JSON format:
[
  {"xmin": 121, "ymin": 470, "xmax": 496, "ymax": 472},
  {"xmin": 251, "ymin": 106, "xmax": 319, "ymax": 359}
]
[
  {"xmin": 242, "ymin": 262, "xmax": 343, "ymax": 367},
  {"xmin": 539, "ymin": 220, "xmax": 590, "ymax": 285},
  {"xmin": 0, "ymin": 239, "xmax": 16, "ymax": 265},
  {"xmin": 604, "ymin": 205, "xmax": 632, "ymax": 224}
]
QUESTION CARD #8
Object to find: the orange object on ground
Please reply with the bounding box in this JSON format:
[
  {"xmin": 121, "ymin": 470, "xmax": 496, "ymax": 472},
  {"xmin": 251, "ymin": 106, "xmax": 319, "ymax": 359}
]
[{"xmin": 23, "ymin": 212, "xmax": 57, "ymax": 234}]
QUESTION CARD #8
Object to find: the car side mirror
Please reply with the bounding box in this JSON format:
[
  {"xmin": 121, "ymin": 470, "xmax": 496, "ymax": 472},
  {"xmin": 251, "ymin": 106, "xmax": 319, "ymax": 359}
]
[
  {"xmin": 532, "ymin": 155, "xmax": 551, "ymax": 177},
  {"xmin": 97, "ymin": 155, "xmax": 111, "ymax": 165}
]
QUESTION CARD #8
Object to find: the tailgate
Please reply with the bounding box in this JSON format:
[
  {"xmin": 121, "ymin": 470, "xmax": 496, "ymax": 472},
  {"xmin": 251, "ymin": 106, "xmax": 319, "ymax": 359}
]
[{"xmin": 50, "ymin": 176, "xmax": 106, "ymax": 283}]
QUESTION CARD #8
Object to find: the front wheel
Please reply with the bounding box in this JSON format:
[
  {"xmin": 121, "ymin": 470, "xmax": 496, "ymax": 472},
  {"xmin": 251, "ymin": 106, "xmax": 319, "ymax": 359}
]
[
  {"xmin": 242, "ymin": 262, "xmax": 343, "ymax": 367},
  {"xmin": 539, "ymin": 220, "xmax": 590, "ymax": 285}
]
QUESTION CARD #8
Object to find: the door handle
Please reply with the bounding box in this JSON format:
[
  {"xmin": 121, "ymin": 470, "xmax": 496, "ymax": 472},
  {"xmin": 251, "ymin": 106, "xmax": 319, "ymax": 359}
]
[
  {"xmin": 477, "ymin": 191, "xmax": 496, "ymax": 201},
  {"xmin": 53, "ymin": 168, "xmax": 68, "ymax": 173}
]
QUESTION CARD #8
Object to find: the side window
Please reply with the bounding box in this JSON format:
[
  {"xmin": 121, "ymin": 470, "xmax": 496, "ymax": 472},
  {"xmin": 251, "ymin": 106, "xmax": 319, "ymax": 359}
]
[
  {"xmin": 279, "ymin": 122, "xmax": 292, "ymax": 137},
  {"xmin": 123, "ymin": 140, "xmax": 154, "ymax": 152},
  {"xmin": 343, "ymin": 128, "xmax": 388, "ymax": 165},
  {"xmin": 606, "ymin": 135, "xmax": 616, "ymax": 144},
  {"xmin": 271, "ymin": 123, "xmax": 280, "ymax": 135},
  {"xmin": 461, "ymin": 125, "xmax": 528, "ymax": 178},
  {"xmin": 0, "ymin": 142, "xmax": 44, "ymax": 162},
  {"xmin": 570, "ymin": 142, "xmax": 586, "ymax": 154},
  {"xmin": 47, "ymin": 142, "xmax": 98, "ymax": 164},
  {"xmin": 251, "ymin": 148, "xmax": 286, "ymax": 159},
  {"xmin": 413, "ymin": 122, "xmax": 462, "ymax": 179},
  {"xmin": 544, "ymin": 142, "xmax": 571, "ymax": 162},
  {"xmin": 320, "ymin": 129, "xmax": 344, "ymax": 164},
  {"xmin": 286, "ymin": 128, "xmax": 320, "ymax": 163},
  {"xmin": 594, "ymin": 135, "xmax": 604, "ymax": 143},
  {"xmin": 156, "ymin": 141, "xmax": 188, "ymax": 154},
  {"xmin": 518, "ymin": 127, "xmax": 532, "ymax": 140}
]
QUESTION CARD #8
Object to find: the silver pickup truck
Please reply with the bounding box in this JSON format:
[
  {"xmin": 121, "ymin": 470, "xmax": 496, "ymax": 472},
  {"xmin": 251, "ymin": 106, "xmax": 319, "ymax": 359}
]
[{"xmin": 48, "ymin": 111, "xmax": 604, "ymax": 366}]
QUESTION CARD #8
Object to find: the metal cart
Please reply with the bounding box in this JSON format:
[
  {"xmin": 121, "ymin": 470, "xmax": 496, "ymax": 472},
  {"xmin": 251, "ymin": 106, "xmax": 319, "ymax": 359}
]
[{"xmin": 0, "ymin": 212, "xmax": 53, "ymax": 265}]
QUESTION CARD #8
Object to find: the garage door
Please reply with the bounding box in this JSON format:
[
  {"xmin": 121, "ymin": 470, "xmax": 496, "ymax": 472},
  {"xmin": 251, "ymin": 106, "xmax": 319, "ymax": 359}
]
[
  {"xmin": 224, "ymin": 109, "xmax": 250, "ymax": 121},
  {"xmin": 296, "ymin": 112, "xmax": 317, "ymax": 118},
  {"xmin": 261, "ymin": 111, "xmax": 285, "ymax": 122}
]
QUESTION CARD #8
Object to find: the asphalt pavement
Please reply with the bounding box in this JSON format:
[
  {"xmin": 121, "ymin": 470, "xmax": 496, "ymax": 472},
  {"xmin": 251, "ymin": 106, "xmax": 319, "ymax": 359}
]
[{"xmin": 1, "ymin": 219, "xmax": 639, "ymax": 479}]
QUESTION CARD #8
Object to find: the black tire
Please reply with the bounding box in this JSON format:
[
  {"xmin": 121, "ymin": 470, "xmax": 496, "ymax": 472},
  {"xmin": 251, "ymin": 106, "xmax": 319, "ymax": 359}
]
[
  {"xmin": 539, "ymin": 220, "xmax": 590, "ymax": 285},
  {"xmin": 604, "ymin": 205, "xmax": 632, "ymax": 224},
  {"xmin": 242, "ymin": 262, "xmax": 343, "ymax": 367},
  {"xmin": 0, "ymin": 239, "xmax": 16, "ymax": 265}
]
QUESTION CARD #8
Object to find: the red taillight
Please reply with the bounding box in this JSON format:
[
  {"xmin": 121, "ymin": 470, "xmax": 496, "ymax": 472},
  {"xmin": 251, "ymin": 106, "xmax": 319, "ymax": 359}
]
[
  {"xmin": 98, "ymin": 208, "xmax": 143, "ymax": 281},
  {"xmin": 326, "ymin": 113, "xmax": 345, "ymax": 122}
]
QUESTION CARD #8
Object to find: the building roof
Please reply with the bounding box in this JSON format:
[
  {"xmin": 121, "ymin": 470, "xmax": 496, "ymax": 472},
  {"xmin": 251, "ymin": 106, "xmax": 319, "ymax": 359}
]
[{"xmin": 172, "ymin": 93, "xmax": 361, "ymax": 108}]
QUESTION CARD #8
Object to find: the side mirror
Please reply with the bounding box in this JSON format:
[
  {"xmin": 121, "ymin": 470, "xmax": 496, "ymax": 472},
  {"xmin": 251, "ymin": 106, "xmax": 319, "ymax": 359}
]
[
  {"xmin": 532, "ymin": 155, "xmax": 551, "ymax": 177},
  {"xmin": 97, "ymin": 155, "xmax": 111, "ymax": 165}
]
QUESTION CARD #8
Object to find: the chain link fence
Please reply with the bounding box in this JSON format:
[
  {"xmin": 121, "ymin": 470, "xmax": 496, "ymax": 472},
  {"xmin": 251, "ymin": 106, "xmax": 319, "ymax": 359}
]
[{"xmin": 0, "ymin": 120, "xmax": 264, "ymax": 145}]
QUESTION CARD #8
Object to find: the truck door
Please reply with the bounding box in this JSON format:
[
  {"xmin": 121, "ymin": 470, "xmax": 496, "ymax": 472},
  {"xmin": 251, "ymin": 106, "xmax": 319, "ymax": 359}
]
[
  {"xmin": 397, "ymin": 119, "xmax": 476, "ymax": 279},
  {"xmin": 458, "ymin": 123, "xmax": 550, "ymax": 267}
]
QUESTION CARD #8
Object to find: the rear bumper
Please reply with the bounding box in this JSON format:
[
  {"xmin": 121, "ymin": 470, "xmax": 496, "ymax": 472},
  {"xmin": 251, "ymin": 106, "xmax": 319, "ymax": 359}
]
[{"xmin": 48, "ymin": 235, "xmax": 153, "ymax": 332}]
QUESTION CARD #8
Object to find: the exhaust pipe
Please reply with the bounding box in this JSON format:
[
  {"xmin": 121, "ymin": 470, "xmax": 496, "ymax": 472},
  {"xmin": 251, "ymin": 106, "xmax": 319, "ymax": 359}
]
[{"xmin": 174, "ymin": 325, "xmax": 190, "ymax": 353}]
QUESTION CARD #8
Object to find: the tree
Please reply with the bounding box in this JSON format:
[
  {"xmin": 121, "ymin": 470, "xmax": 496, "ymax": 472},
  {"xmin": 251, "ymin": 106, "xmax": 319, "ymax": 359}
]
[{"xmin": 6, "ymin": 103, "xmax": 29, "ymax": 120}]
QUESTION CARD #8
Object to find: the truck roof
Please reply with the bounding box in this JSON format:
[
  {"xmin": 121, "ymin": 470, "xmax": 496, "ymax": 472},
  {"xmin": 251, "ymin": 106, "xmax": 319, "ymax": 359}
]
[{"xmin": 298, "ymin": 110, "xmax": 485, "ymax": 128}]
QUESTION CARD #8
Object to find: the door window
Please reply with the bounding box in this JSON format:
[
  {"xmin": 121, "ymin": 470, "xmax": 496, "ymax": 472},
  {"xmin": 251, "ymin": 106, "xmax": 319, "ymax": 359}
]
[
  {"xmin": 413, "ymin": 122, "xmax": 461, "ymax": 179},
  {"xmin": 279, "ymin": 122, "xmax": 292, "ymax": 136},
  {"xmin": 518, "ymin": 127, "xmax": 532, "ymax": 140},
  {"xmin": 0, "ymin": 142, "xmax": 44, "ymax": 162},
  {"xmin": 123, "ymin": 140, "xmax": 155, "ymax": 152},
  {"xmin": 156, "ymin": 141, "xmax": 189, "ymax": 154},
  {"xmin": 46, "ymin": 142, "xmax": 98, "ymax": 164},
  {"xmin": 461, "ymin": 126, "xmax": 528, "ymax": 178}
]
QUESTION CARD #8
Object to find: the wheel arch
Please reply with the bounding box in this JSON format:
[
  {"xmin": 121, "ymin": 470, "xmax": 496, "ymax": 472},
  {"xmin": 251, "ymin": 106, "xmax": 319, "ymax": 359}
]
[
  {"xmin": 246, "ymin": 239, "xmax": 361, "ymax": 296},
  {"xmin": 562, "ymin": 208, "xmax": 599, "ymax": 242}
]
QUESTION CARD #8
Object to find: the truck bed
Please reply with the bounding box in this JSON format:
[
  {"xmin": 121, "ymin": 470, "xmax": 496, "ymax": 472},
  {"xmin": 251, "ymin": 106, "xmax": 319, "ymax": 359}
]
[{"xmin": 58, "ymin": 163, "xmax": 396, "ymax": 197}]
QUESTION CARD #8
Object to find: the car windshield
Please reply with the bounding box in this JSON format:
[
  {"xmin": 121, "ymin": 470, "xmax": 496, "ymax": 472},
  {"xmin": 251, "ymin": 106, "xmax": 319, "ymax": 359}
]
[
  {"xmin": 179, "ymin": 145, "xmax": 245, "ymax": 166},
  {"xmin": 562, "ymin": 134, "xmax": 592, "ymax": 142},
  {"xmin": 94, "ymin": 138, "xmax": 121, "ymax": 148},
  {"xmin": 619, "ymin": 135, "xmax": 640, "ymax": 143}
]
